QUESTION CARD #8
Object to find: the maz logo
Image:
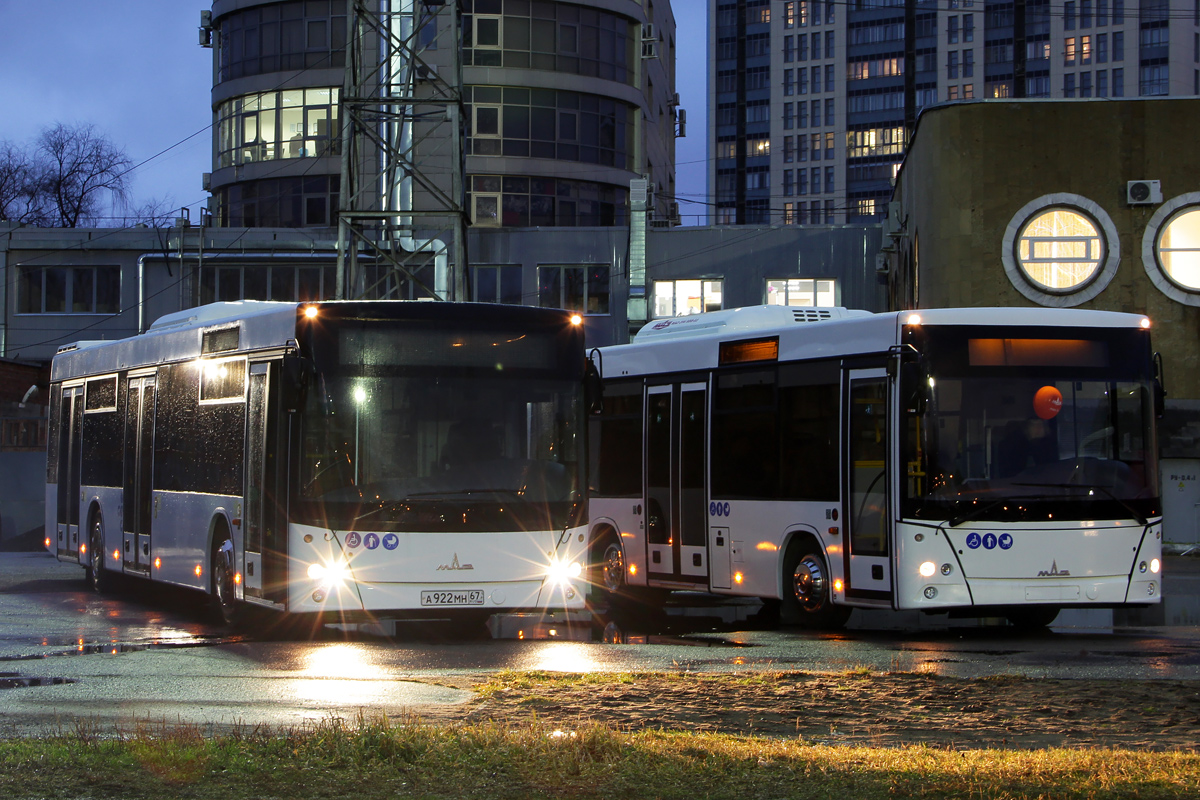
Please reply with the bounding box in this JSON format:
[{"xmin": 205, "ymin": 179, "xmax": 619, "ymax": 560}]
[
  {"xmin": 436, "ymin": 554, "xmax": 474, "ymax": 571},
  {"xmin": 1037, "ymin": 561, "xmax": 1071, "ymax": 577}
]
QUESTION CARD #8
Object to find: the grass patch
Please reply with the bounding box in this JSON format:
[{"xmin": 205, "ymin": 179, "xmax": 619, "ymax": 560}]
[{"xmin": 0, "ymin": 715, "xmax": 1197, "ymax": 800}]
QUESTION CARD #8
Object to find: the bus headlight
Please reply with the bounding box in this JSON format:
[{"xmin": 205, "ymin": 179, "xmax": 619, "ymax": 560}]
[
  {"xmin": 547, "ymin": 558, "xmax": 582, "ymax": 585},
  {"xmin": 308, "ymin": 558, "xmax": 349, "ymax": 587}
]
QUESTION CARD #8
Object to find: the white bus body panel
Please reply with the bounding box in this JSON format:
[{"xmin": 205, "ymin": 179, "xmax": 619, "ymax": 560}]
[
  {"xmin": 288, "ymin": 523, "xmax": 588, "ymax": 614},
  {"xmin": 894, "ymin": 519, "xmax": 1163, "ymax": 611},
  {"xmin": 150, "ymin": 491, "xmax": 242, "ymax": 591}
]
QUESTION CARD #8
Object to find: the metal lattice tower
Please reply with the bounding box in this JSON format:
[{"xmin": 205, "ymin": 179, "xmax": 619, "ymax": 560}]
[{"xmin": 336, "ymin": 0, "xmax": 467, "ymax": 301}]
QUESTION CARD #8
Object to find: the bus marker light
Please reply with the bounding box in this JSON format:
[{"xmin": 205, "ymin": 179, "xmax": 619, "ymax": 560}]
[
  {"xmin": 154, "ymin": 557, "xmax": 161, "ymax": 570},
  {"xmin": 834, "ymin": 578, "xmax": 844, "ymax": 593},
  {"xmin": 1140, "ymin": 317, "xmax": 1151, "ymax": 329},
  {"xmin": 304, "ymin": 305, "xmax": 319, "ymax": 319},
  {"xmin": 628, "ymin": 564, "xmax": 637, "ymax": 576},
  {"xmin": 570, "ymin": 314, "xmax": 583, "ymax": 325},
  {"xmin": 44, "ymin": 538, "xmax": 51, "ymax": 549},
  {"xmin": 919, "ymin": 561, "xmax": 936, "ymax": 578},
  {"xmin": 734, "ymin": 571, "xmax": 744, "ymax": 585},
  {"xmin": 234, "ymin": 572, "xmax": 242, "ymax": 586},
  {"xmin": 194, "ymin": 564, "xmax": 203, "ymax": 578},
  {"xmin": 112, "ymin": 550, "xmax": 120, "ymax": 561},
  {"xmin": 80, "ymin": 543, "xmax": 86, "ymax": 555},
  {"xmin": 828, "ymin": 527, "xmax": 839, "ymax": 537},
  {"xmin": 906, "ymin": 314, "xmax": 922, "ymax": 326}
]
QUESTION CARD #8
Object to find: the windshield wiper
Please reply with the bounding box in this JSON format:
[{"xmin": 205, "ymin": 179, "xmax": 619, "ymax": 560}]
[
  {"xmin": 406, "ymin": 488, "xmax": 523, "ymax": 498},
  {"xmin": 1012, "ymin": 482, "xmax": 1148, "ymax": 526},
  {"xmin": 947, "ymin": 495, "xmax": 1046, "ymax": 527}
]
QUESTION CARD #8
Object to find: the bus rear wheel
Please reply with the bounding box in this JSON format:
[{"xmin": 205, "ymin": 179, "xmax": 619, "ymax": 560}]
[
  {"xmin": 781, "ymin": 545, "xmax": 850, "ymax": 630},
  {"xmin": 86, "ymin": 514, "xmax": 110, "ymax": 594},
  {"xmin": 211, "ymin": 536, "xmax": 241, "ymax": 627}
]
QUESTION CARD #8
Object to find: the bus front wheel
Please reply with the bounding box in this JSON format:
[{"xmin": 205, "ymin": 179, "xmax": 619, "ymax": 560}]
[
  {"xmin": 588, "ymin": 532, "xmax": 626, "ymax": 603},
  {"xmin": 781, "ymin": 544, "xmax": 850, "ymax": 630}
]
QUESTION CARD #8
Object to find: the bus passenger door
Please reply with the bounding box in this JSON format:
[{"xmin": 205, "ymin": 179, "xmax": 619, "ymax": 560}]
[
  {"xmin": 56, "ymin": 386, "xmax": 83, "ymax": 557},
  {"xmin": 843, "ymin": 369, "xmax": 893, "ymax": 604},
  {"xmin": 645, "ymin": 383, "xmax": 709, "ymax": 584},
  {"xmin": 123, "ymin": 375, "xmax": 156, "ymax": 574},
  {"xmin": 243, "ymin": 363, "xmax": 270, "ymax": 597}
]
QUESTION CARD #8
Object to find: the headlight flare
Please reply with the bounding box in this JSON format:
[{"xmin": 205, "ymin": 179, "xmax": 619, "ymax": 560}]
[
  {"xmin": 546, "ymin": 557, "xmax": 583, "ymax": 586},
  {"xmin": 307, "ymin": 558, "xmax": 351, "ymax": 587}
]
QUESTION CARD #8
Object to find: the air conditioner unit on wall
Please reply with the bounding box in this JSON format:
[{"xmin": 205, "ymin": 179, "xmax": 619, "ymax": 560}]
[
  {"xmin": 1127, "ymin": 180, "xmax": 1163, "ymax": 205},
  {"xmin": 642, "ymin": 23, "xmax": 656, "ymax": 41}
]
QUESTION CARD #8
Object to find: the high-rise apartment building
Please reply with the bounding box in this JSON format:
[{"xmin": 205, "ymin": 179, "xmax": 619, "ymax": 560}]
[
  {"xmin": 708, "ymin": 0, "xmax": 1200, "ymax": 226},
  {"xmin": 206, "ymin": 0, "xmax": 678, "ymax": 232}
]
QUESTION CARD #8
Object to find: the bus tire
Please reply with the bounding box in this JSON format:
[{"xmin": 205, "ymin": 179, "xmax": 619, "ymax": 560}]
[
  {"xmin": 211, "ymin": 533, "xmax": 241, "ymax": 627},
  {"xmin": 780, "ymin": 542, "xmax": 850, "ymax": 630},
  {"xmin": 1005, "ymin": 606, "xmax": 1059, "ymax": 630},
  {"xmin": 588, "ymin": 530, "xmax": 626, "ymax": 603},
  {"xmin": 86, "ymin": 512, "xmax": 110, "ymax": 594}
]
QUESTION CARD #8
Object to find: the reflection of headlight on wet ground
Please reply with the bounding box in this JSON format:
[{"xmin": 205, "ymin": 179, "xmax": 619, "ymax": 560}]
[
  {"xmin": 307, "ymin": 559, "xmax": 350, "ymax": 587},
  {"xmin": 546, "ymin": 558, "xmax": 582, "ymax": 585}
]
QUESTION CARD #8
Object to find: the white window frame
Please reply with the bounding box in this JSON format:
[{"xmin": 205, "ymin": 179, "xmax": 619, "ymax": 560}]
[
  {"xmin": 473, "ymin": 15, "xmax": 502, "ymax": 49},
  {"xmin": 766, "ymin": 278, "xmax": 837, "ymax": 307},
  {"xmin": 1142, "ymin": 191, "xmax": 1200, "ymax": 306},
  {"xmin": 1001, "ymin": 193, "xmax": 1119, "ymax": 307},
  {"xmin": 652, "ymin": 279, "xmax": 724, "ymax": 318}
]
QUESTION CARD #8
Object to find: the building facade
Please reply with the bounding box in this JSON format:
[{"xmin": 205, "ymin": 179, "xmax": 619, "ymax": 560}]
[
  {"xmin": 883, "ymin": 96, "xmax": 1200, "ymax": 545},
  {"xmin": 707, "ymin": 0, "xmax": 1200, "ymax": 227},
  {"xmin": 206, "ymin": 0, "xmax": 680, "ymax": 232}
]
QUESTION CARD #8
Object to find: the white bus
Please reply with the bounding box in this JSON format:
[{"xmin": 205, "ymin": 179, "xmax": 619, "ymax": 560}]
[
  {"xmin": 47, "ymin": 301, "xmax": 590, "ymax": 626},
  {"xmin": 587, "ymin": 305, "xmax": 1164, "ymax": 629}
]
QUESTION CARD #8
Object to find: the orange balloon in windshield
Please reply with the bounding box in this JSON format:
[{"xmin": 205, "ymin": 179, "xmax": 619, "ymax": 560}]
[{"xmin": 1033, "ymin": 385, "xmax": 1063, "ymax": 420}]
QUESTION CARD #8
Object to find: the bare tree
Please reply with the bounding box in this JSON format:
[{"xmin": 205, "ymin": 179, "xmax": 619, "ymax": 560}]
[
  {"xmin": 0, "ymin": 140, "xmax": 50, "ymax": 225},
  {"xmin": 36, "ymin": 123, "xmax": 132, "ymax": 227}
]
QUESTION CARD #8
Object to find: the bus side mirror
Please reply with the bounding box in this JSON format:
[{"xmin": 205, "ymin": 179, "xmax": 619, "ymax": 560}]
[
  {"xmin": 585, "ymin": 357, "xmax": 604, "ymax": 415},
  {"xmin": 1154, "ymin": 352, "xmax": 1166, "ymax": 419},
  {"xmin": 283, "ymin": 355, "xmax": 313, "ymax": 393},
  {"xmin": 900, "ymin": 361, "xmax": 929, "ymax": 415}
]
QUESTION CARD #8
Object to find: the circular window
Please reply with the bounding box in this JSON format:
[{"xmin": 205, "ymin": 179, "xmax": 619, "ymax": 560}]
[
  {"xmin": 1142, "ymin": 193, "xmax": 1200, "ymax": 307},
  {"xmin": 1002, "ymin": 194, "xmax": 1119, "ymax": 307},
  {"xmin": 1016, "ymin": 209, "xmax": 1103, "ymax": 291},
  {"xmin": 1157, "ymin": 208, "xmax": 1200, "ymax": 290}
]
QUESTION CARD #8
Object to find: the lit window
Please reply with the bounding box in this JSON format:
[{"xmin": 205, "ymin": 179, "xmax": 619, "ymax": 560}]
[
  {"xmin": 1002, "ymin": 193, "xmax": 1119, "ymax": 307},
  {"xmin": 653, "ymin": 279, "xmax": 724, "ymax": 318},
  {"xmin": 1142, "ymin": 193, "xmax": 1200, "ymax": 306},
  {"xmin": 766, "ymin": 278, "xmax": 836, "ymax": 306},
  {"xmin": 1016, "ymin": 209, "xmax": 1103, "ymax": 291}
]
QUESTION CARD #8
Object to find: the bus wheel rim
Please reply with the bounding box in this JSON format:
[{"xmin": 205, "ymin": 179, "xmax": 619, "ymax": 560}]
[
  {"xmin": 793, "ymin": 555, "xmax": 826, "ymax": 613},
  {"xmin": 602, "ymin": 543, "xmax": 624, "ymax": 592}
]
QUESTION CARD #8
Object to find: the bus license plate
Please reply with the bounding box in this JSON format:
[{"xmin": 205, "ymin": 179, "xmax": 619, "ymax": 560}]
[{"xmin": 420, "ymin": 589, "xmax": 485, "ymax": 607}]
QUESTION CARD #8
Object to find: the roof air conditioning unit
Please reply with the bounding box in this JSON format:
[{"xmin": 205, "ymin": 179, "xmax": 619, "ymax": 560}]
[
  {"xmin": 641, "ymin": 40, "xmax": 658, "ymax": 59},
  {"xmin": 642, "ymin": 23, "xmax": 656, "ymax": 41},
  {"xmin": 201, "ymin": 172, "xmax": 212, "ymax": 192},
  {"xmin": 1127, "ymin": 180, "xmax": 1162, "ymax": 205}
]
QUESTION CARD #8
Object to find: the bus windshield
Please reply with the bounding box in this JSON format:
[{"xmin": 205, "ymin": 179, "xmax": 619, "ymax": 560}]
[
  {"xmin": 298, "ymin": 316, "xmax": 583, "ymax": 532},
  {"xmin": 902, "ymin": 325, "xmax": 1160, "ymax": 524}
]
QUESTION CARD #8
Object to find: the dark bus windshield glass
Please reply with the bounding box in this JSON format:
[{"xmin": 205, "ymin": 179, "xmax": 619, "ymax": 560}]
[
  {"xmin": 298, "ymin": 316, "xmax": 583, "ymax": 532},
  {"xmin": 902, "ymin": 325, "xmax": 1160, "ymax": 524}
]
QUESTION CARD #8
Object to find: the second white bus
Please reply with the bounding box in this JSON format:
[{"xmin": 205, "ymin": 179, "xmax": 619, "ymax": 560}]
[{"xmin": 587, "ymin": 305, "xmax": 1164, "ymax": 628}]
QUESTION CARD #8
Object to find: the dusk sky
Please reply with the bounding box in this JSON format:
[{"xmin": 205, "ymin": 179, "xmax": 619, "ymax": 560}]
[{"xmin": 0, "ymin": 1, "xmax": 708, "ymax": 225}]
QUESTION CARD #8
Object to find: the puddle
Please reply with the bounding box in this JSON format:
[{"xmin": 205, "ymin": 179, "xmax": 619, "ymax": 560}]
[
  {"xmin": 0, "ymin": 637, "xmax": 235, "ymax": 663},
  {"xmin": 0, "ymin": 672, "xmax": 76, "ymax": 690}
]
